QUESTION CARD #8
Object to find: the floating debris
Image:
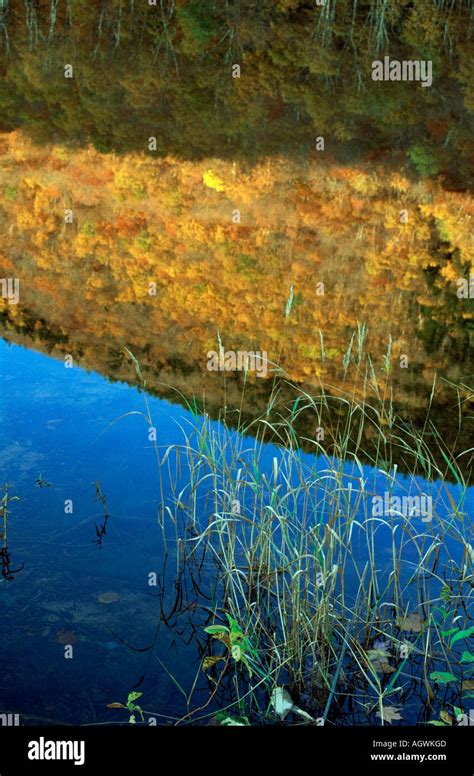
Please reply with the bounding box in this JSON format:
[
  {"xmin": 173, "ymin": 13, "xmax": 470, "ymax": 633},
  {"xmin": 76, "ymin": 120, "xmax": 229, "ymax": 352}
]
[
  {"xmin": 97, "ymin": 591, "xmax": 120, "ymax": 605},
  {"xmin": 270, "ymin": 687, "xmax": 314, "ymax": 722},
  {"xmin": 35, "ymin": 473, "xmax": 52, "ymax": 488},
  {"xmin": 55, "ymin": 629, "xmax": 77, "ymax": 645},
  {"xmin": 397, "ymin": 612, "xmax": 424, "ymax": 632}
]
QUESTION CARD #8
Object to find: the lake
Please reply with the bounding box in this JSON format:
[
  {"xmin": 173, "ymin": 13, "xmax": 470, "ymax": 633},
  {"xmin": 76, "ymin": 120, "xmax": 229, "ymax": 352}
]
[
  {"xmin": 1, "ymin": 335, "xmax": 472, "ymax": 726},
  {"xmin": 0, "ymin": 0, "xmax": 473, "ymax": 730}
]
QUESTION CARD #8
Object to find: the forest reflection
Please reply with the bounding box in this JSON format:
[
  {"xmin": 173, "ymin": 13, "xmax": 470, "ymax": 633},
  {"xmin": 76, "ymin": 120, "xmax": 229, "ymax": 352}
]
[
  {"xmin": 2, "ymin": 0, "xmax": 474, "ymax": 734},
  {"xmin": 0, "ymin": 0, "xmax": 473, "ymax": 474},
  {"xmin": 0, "ymin": 1, "xmax": 473, "ymax": 189},
  {"xmin": 0, "ymin": 130, "xmax": 472, "ymax": 475}
]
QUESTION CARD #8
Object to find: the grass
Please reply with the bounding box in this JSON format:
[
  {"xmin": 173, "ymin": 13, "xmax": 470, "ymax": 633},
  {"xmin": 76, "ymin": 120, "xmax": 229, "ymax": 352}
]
[{"xmin": 115, "ymin": 330, "xmax": 473, "ymax": 727}]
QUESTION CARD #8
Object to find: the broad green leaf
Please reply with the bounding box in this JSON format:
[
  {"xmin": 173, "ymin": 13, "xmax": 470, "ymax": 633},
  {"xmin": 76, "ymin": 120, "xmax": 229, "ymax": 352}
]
[
  {"xmin": 430, "ymin": 671, "xmax": 457, "ymax": 684},
  {"xmin": 204, "ymin": 625, "xmax": 230, "ymax": 635},
  {"xmin": 226, "ymin": 613, "xmax": 243, "ymax": 634},
  {"xmin": 427, "ymin": 720, "xmax": 447, "ymax": 726},
  {"xmin": 441, "ymin": 628, "xmax": 459, "ymax": 638},
  {"xmin": 450, "ymin": 627, "xmax": 474, "ymax": 647},
  {"xmin": 440, "ymin": 710, "xmax": 452, "ymax": 725},
  {"xmin": 127, "ymin": 691, "xmax": 143, "ymax": 704},
  {"xmin": 460, "ymin": 651, "xmax": 474, "ymax": 663},
  {"xmin": 231, "ymin": 644, "xmax": 242, "ymax": 661}
]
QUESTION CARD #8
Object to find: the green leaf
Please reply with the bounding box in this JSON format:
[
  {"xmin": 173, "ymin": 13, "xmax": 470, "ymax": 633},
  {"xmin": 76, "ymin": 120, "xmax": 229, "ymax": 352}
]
[
  {"xmin": 226, "ymin": 614, "xmax": 243, "ymax": 634},
  {"xmin": 204, "ymin": 625, "xmax": 230, "ymax": 635},
  {"xmin": 240, "ymin": 654, "xmax": 254, "ymax": 679},
  {"xmin": 427, "ymin": 720, "xmax": 448, "ymax": 726},
  {"xmin": 430, "ymin": 671, "xmax": 457, "ymax": 684},
  {"xmin": 291, "ymin": 397, "xmax": 300, "ymax": 415},
  {"xmin": 231, "ymin": 644, "xmax": 242, "ymax": 661},
  {"xmin": 436, "ymin": 609, "xmax": 449, "ymax": 622},
  {"xmin": 437, "ymin": 443, "xmax": 464, "ymax": 489},
  {"xmin": 127, "ymin": 691, "xmax": 143, "ymax": 704},
  {"xmin": 460, "ymin": 651, "xmax": 474, "ymax": 663},
  {"xmin": 441, "ymin": 628, "xmax": 459, "ymax": 638},
  {"xmin": 242, "ymin": 638, "xmax": 258, "ymax": 657},
  {"xmin": 440, "ymin": 710, "xmax": 452, "ymax": 725},
  {"xmin": 215, "ymin": 711, "xmax": 250, "ymax": 726},
  {"xmin": 450, "ymin": 627, "xmax": 474, "ymax": 647}
]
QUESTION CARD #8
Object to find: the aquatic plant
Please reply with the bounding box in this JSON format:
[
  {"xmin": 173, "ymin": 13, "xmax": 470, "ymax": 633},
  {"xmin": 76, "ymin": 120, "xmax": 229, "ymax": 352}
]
[
  {"xmin": 204, "ymin": 613, "xmax": 268, "ymax": 681},
  {"xmin": 91, "ymin": 481, "xmax": 111, "ymax": 547},
  {"xmin": 1, "ymin": 483, "xmax": 23, "ymax": 581},
  {"xmin": 107, "ymin": 692, "xmax": 144, "ymax": 725},
  {"xmin": 119, "ymin": 336, "xmax": 473, "ymax": 726}
]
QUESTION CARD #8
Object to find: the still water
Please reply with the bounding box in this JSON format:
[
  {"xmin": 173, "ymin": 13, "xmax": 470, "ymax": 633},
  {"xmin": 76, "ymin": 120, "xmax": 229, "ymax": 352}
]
[
  {"xmin": 1, "ymin": 337, "xmax": 472, "ymax": 725},
  {"xmin": 0, "ymin": 338, "xmax": 203, "ymax": 725},
  {"xmin": 0, "ymin": 0, "xmax": 473, "ymax": 731}
]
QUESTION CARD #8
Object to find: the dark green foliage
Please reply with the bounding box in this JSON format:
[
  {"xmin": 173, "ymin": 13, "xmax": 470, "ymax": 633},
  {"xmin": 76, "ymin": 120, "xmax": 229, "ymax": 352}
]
[
  {"xmin": 177, "ymin": 0, "xmax": 220, "ymax": 54},
  {"xmin": 408, "ymin": 143, "xmax": 440, "ymax": 177},
  {"xmin": 0, "ymin": 0, "xmax": 473, "ymax": 186},
  {"xmin": 417, "ymin": 314, "xmax": 448, "ymax": 354}
]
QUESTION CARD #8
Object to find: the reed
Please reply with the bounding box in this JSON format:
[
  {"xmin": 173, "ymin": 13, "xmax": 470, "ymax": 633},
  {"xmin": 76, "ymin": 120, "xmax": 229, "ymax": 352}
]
[{"xmin": 126, "ymin": 336, "xmax": 473, "ymax": 726}]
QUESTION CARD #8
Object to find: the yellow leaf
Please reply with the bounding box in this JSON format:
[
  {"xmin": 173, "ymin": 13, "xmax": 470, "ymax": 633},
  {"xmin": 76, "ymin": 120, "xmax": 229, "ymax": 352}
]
[
  {"xmin": 203, "ymin": 170, "xmax": 226, "ymax": 192},
  {"xmin": 202, "ymin": 656, "xmax": 225, "ymax": 671}
]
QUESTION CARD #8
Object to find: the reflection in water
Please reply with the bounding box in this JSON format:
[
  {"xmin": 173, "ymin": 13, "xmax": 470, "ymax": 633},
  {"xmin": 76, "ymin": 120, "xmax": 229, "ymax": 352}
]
[
  {"xmin": 0, "ymin": 0, "xmax": 473, "ymax": 729},
  {"xmin": 1, "ymin": 1, "xmax": 473, "ymax": 190},
  {"xmin": 1, "ymin": 484, "xmax": 24, "ymax": 580},
  {"xmin": 0, "ymin": 131, "xmax": 472, "ymax": 472},
  {"xmin": 0, "ymin": 340, "xmax": 205, "ymax": 724},
  {"xmin": 0, "ymin": 339, "xmax": 473, "ymax": 726}
]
